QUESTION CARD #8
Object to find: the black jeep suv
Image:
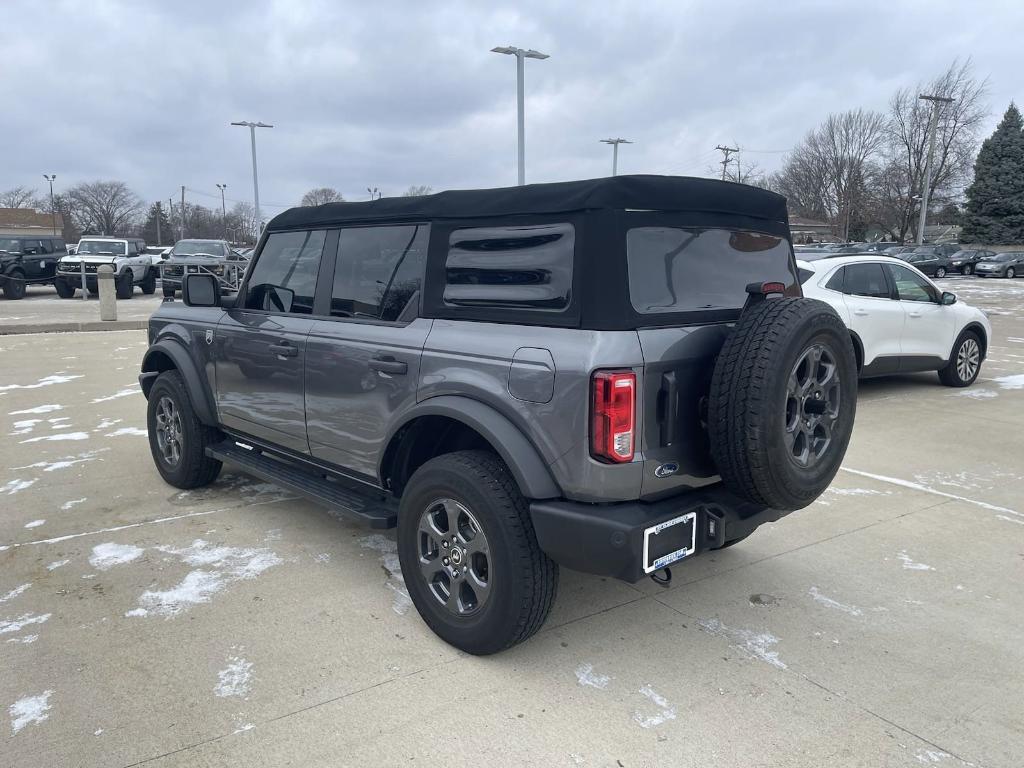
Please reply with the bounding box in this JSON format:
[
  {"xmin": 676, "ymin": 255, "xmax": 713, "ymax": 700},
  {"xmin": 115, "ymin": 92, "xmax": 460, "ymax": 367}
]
[{"xmin": 139, "ymin": 176, "xmax": 857, "ymax": 654}]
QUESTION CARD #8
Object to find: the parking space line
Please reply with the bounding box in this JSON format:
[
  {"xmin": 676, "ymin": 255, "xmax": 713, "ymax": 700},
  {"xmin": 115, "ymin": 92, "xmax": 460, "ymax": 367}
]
[{"xmin": 841, "ymin": 467, "xmax": 1022, "ymax": 518}]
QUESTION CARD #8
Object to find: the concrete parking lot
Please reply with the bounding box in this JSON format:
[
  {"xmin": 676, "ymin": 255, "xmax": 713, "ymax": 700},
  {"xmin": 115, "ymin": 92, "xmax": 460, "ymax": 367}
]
[
  {"xmin": 1, "ymin": 277, "xmax": 1023, "ymax": 767},
  {"xmin": 0, "ymin": 285, "xmax": 161, "ymax": 334}
]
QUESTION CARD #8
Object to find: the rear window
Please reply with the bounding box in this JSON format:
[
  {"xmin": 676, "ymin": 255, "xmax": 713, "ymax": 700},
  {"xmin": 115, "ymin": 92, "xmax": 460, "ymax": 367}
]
[
  {"xmin": 444, "ymin": 223, "xmax": 574, "ymax": 311},
  {"xmin": 626, "ymin": 228, "xmax": 794, "ymax": 314}
]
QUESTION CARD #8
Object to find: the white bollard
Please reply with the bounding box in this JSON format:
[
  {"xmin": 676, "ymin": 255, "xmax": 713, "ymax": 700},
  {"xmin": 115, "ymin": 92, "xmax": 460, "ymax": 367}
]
[{"xmin": 97, "ymin": 265, "xmax": 117, "ymax": 321}]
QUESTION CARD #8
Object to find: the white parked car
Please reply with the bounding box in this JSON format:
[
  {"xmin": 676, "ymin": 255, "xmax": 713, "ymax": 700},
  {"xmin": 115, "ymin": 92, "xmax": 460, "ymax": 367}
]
[
  {"xmin": 55, "ymin": 237, "xmax": 157, "ymax": 299},
  {"xmin": 798, "ymin": 254, "xmax": 991, "ymax": 387}
]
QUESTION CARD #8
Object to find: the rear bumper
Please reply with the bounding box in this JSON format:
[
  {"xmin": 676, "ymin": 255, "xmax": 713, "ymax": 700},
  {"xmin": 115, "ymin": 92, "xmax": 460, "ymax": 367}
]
[{"xmin": 530, "ymin": 485, "xmax": 789, "ymax": 582}]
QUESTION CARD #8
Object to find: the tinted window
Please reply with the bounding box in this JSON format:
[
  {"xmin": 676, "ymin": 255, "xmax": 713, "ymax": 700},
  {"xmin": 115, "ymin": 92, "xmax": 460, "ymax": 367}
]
[
  {"xmin": 38, "ymin": 239, "xmax": 54, "ymax": 254},
  {"xmin": 627, "ymin": 228, "xmax": 793, "ymax": 314},
  {"xmin": 797, "ymin": 267, "xmax": 815, "ymax": 285},
  {"xmin": 22, "ymin": 240, "xmax": 42, "ymax": 255},
  {"xmin": 444, "ymin": 223, "xmax": 574, "ymax": 311},
  {"xmin": 331, "ymin": 224, "xmax": 428, "ymax": 321},
  {"xmin": 244, "ymin": 230, "xmax": 326, "ymax": 314},
  {"xmin": 843, "ymin": 263, "xmax": 890, "ymax": 299},
  {"xmin": 886, "ymin": 264, "xmax": 938, "ymax": 303},
  {"xmin": 825, "ymin": 267, "xmax": 845, "ymax": 291}
]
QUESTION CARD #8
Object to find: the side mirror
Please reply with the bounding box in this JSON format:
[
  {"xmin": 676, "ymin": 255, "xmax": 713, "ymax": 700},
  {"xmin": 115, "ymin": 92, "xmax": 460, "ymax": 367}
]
[
  {"xmin": 183, "ymin": 273, "xmax": 221, "ymax": 307},
  {"xmin": 941, "ymin": 291, "xmax": 957, "ymax": 306}
]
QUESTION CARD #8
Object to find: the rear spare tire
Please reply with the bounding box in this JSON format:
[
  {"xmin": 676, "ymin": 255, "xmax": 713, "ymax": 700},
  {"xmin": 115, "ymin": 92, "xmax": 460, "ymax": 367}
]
[{"xmin": 708, "ymin": 298, "xmax": 857, "ymax": 511}]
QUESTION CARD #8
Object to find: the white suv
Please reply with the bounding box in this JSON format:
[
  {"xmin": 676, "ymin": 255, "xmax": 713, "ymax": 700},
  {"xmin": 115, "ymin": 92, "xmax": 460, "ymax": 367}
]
[
  {"xmin": 798, "ymin": 254, "xmax": 991, "ymax": 387},
  {"xmin": 55, "ymin": 237, "xmax": 156, "ymax": 299}
]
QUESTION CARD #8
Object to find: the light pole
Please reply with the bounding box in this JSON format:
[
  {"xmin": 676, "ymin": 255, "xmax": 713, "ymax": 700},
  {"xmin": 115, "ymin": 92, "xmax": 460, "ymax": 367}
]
[
  {"xmin": 491, "ymin": 45, "xmax": 549, "ymax": 186},
  {"xmin": 600, "ymin": 138, "xmax": 632, "ymax": 176},
  {"xmin": 231, "ymin": 121, "xmax": 273, "ymax": 239},
  {"xmin": 916, "ymin": 94, "xmax": 954, "ymax": 245},
  {"xmin": 42, "ymin": 174, "xmax": 57, "ymax": 235},
  {"xmin": 216, "ymin": 183, "xmax": 228, "ymax": 239}
]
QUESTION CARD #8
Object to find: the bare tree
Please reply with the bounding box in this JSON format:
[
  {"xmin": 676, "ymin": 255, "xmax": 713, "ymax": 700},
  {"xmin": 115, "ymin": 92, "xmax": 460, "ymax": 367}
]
[
  {"xmin": 402, "ymin": 185, "xmax": 433, "ymax": 197},
  {"xmin": 884, "ymin": 59, "xmax": 988, "ymax": 242},
  {"xmin": 227, "ymin": 202, "xmax": 257, "ymax": 242},
  {"xmin": 300, "ymin": 187, "xmax": 344, "ymax": 206},
  {"xmin": 0, "ymin": 186, "xmax": 43, "ymax": 209},
  {"xmin": 66, "ymin": 180, "xmax": 144, "ymax": 235}
]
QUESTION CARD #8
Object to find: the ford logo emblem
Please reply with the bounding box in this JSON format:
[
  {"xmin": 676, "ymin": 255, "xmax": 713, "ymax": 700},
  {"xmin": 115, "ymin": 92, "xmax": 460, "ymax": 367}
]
[{"xmin": 654, "ymin": 462, "xmax": 679, "ymax": 478}]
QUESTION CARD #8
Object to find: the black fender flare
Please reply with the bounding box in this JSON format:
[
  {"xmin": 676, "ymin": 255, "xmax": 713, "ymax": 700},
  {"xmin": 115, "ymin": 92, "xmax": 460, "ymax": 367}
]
[
  {"xmin": 139, "ymin": 339, "xmax": 218, "ymax": 425},
  {"xmin": 382, "ymin": 396, "xmax": 561, "ymax": 500}
]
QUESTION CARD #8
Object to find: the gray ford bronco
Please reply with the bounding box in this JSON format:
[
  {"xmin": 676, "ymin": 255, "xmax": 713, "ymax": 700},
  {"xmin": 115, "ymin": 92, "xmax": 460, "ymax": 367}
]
[{"xmin": 139, "ymin": 175, "xmax": 857, "ymax": 654}]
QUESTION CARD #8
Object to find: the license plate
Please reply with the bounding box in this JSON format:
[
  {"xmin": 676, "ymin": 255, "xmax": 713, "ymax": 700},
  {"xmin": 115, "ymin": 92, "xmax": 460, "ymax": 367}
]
[{"xmin": 643, "ymin": 512, "xmax": 697, "ymax": 573}]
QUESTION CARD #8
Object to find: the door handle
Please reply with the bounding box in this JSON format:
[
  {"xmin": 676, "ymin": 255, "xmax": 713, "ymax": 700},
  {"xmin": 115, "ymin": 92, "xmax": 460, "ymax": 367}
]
[
  {"xmin": 908, "ymin": 312, "xmax": 922, "ymax": 318},
  {"xmin": 853, "ymin": 309, "xmax": 869, "ymax": 316},
  {"xmin": 269, "ymin": 342, "xmax": 298, "ymax": 358},
  {"xmin": 369, "ymin": 356, "xmax": 408, "ymax": 375}
]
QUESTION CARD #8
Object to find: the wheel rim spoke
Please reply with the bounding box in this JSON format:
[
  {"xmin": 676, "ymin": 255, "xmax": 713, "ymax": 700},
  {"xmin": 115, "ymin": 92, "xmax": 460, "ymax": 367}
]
[
  {"xmin": 417, "ymin": 498, "xmax": 490, "ymax": 617},
  {"xmin": 154, "ymin": 396, "xmax": 182, "ymax": 467},
  {"xmin": 785, "ymin": 344, "xmax": 840, "ymax": 469}
]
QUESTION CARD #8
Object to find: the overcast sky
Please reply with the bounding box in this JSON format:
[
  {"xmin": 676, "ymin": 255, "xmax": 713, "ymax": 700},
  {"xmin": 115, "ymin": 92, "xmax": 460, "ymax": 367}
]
[{"xmin": 5, "ymin": 0, "xmax": 1022, "ymax": 218}]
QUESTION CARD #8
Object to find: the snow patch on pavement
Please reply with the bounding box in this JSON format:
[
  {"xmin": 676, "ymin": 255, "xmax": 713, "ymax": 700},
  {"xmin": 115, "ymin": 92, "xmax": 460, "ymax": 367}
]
[
  {"xmin": 0, "ymin": 374, "xmax": 82, "ymax": 392},
  {"xmin": 698, "ymin": 618, "xmax": 787, "ymax": 669},
  {"xmin": 2, "ymin": 479, "xmax": 35, "ymax": 495},
  {"xmin": 91, "ymin": 385, "xmax": 140, "ymax": 403},
  {"xmin": 809, "ymin": 586, "xmax": 863, "ymax": 616},
  {"xmin": 9, "ymin": 690, "xmax": 53, "ymax": 734},
  {"xmin": 13, "ymin": 448, "xmax": 108, "ymax": 473},
  {"xmin": 993, "ymin": 374, "xmax": 1024, "ymax": 390},
  {"xmin": 24, "ymin": 520, "xmax": 45, "ymax": 529},
  {"xmin": 897, "ymin": 550, "xmax": 935, "ymax": 571},
  {"xmin": 575, "ymin": 663, "xmax": 611, "ymax": 689},
  {"xmin": 104, "ymin": 426, "xmax": 147, "ymax": 437},
  {"xmin": 89, "ymin": 543, "xmax": 144, "ymax": 570},
  {"xmin": 127, "ymin": 539, "xmax": 282, "ymax": 618},
  {"xmin": 358, "ymin": 534, "xmax": 411, "ymax": 615},
  {"xmin": 8, "ymin": 404, "xmax": 63, "ymax": 415},
  {"xmin": 950, "ymin": 388, "xmax": 998, "ymax": 399},
  {"xmin": 10, "ymin": 419, "xmax": 41, "ymax": 435},
  {"xmin": 20, "ymin": 431, "xmax": 89, "ymax": 444},
  {"xmin": 6, "ymin": 634, "xmax": 38, "ymax": 645},
  {"xmin": 0, "ymin": 584, "xmax": 30, "ymax": 604},
  {"xmin": 46, "ymin": 560, "xmax": 70, "ymax": 571},
  {"xmin": 0, "ymin": 613, "xmax": 51, "ymax": 636},
  {"xmin": 215, "ymin": 656, "xmax": 254, "ymax": 698},
  {"xmin": 633, "ymin": 685, "xmax": 676, "ymax": 728},
  {"xmin": 61, "ymin": 498, "xmax": 87, "ymax": 511}
]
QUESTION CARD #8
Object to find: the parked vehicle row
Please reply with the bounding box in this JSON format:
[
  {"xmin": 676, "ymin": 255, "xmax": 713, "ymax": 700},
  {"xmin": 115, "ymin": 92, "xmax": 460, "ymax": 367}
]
[
  {"xmin": 159, "ymin": 239, "xmax": 250, "ymax": 297},
  {"xmin": 55, "ymin": 237, "xmax": 156, "ymax": 298}
]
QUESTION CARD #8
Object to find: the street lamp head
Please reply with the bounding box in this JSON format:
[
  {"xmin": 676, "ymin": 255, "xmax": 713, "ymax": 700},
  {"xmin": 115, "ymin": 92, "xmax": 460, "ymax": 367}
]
[
  {"xmin": 491, "ymin": 46, "xmax": 549, "ymax": 59},
  {"xmin": 216, "ymin": 183, "xmax": 227, "ymax": 190},
  {"xmin": 43, "ymin": 174, "xmax": 56, "ymax": 182},
  {"xmin": 231, "ymin": 121, "xmax": 274, "ymax": 129},
  {"xmin": 523, "ymin": 49, "xmax": 549, "ymax": 60},
  {"xmin": 600, "ymin": 138, "xmax": 633, "ymax": 145}
]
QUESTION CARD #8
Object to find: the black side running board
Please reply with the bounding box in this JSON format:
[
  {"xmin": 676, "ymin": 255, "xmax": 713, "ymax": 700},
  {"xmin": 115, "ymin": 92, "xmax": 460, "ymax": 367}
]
[{"xmin": 206, "ymin": 440, "xmax": 397, "ymax": 529}]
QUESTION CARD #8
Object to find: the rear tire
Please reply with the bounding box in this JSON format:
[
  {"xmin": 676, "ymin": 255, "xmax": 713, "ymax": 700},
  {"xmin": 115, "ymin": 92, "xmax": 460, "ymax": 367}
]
[
  {"xmin": 935, "ymin": 267, "xmax": 947, "ymax": 278},
  {"xmin": 961, "ymin": 264, "xmax": 973, "ymax": 275},
  {"xmin": 54, "ymin": 278, "xmax": 76, "ymax": 298},
  {"xmin": 708, "ymin": 298, "xmax": 858, "ymax": 511},
  {"xmin": 1007, "ymin": 267, "xmax": 1016, "ymax": 279},
  {"xmin": 938, "ymin": 331, "xmax": 982, "ymax": 387},
  {"xmin": 140, "ymin": 269, "xmax": 156, "ymax": 295},
  {"xmin": 162, "ymin": 285, "xmax": 176, "ymax": 298},
  {"xmin": 2, "ymin": 270, "xmax": 25, "ymax": 300},
  {"xmin": 397, "ymin": 450, "xmax": 558, "ymax": 655},
  {"xmin": 146, "ymin": 370, "xmax": 222, "ymax": 489}
]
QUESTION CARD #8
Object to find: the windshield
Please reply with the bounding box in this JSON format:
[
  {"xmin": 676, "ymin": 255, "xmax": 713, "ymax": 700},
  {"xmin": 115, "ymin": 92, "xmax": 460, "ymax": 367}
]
[
  {"xmin": 77, "ymin": 240, "xmax": 126, "ymax": 255},
  {"xmin": 911, "ymin": 247, "xmax": 937, "ymax": 255},
  {"xmin": 172, "ymin": 241, "xmax": 226, "ymax": 257},
  {"xmin": 0, "ymin": 237, "xmax": 21, "ymax": 253},
  {"xmin": 991, "ymin": 253, "xmax": 1018, "ymax": 262}
]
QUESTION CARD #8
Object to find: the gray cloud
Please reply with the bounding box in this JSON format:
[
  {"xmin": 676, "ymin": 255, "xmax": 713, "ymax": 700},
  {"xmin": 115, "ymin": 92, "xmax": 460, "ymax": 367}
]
[{"xmin": 5, "ymin": 0, "xmax": 1021, "ymax": 216}]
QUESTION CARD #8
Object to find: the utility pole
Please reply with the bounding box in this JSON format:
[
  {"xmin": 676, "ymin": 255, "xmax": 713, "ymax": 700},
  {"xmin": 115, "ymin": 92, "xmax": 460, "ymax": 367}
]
[
  {"xmin": 231, "ymin": 121, "xmax": 273, "ymax": 238},
  {"xmin": 916, "ymin": 94, "xmax": 954, "ymax": 245},
  {"xmin": 600, "ymin": 138, "xmax": 632, "ymax": 176},
  {"xmin": 491, "ymin": 46, "xmax": 550, "ymax": 186},
  {"xmin": 715, "ymin": 145, "xmax": 739, "ymax": 181},
  {"xmin": 216, "ymin": 184, "xmax": 228, "ymax": 239},
  {"xmin": 155, "ymin": 201, "xmax": 162, "ymax": 246},
  {"xmin": 180, "ymin": 186, "xmax": 186, "ymax": 241},
  {"xmin": 42, "ymin": 174, "xmax": 57, "ymax": 235}
]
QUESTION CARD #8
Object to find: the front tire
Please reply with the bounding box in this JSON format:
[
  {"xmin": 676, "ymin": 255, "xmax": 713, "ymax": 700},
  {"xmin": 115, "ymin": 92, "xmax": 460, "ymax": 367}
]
[
  {"xmin": 935, "ymin": 267, "xmax": 947, "ymax": 278},
  {"xmin": 961, "ymin": 264, "xmax": 973, "ymax": 275},
  {"xmin": 939, "ymin": 331, "xmax": 982, "ymax": 387},
  {"xmin": 162, "ymin": 285, "xmax": 176, "ymax": 298},
  {"xmin": 2, "ymin": 270, "xmax": 26, "ymax": 300},
  {"xmin": 397, "ymin": 450, "xmax": 558, "ymax": 655},
  {"xmin": 146, "ymin": 370, "xmax": 222, "ymax": 488},
  {"xmin": 1007, "ymin": 267, "xmax": 1016, "ymax": 279},
  {"xmin": 54, "ymin": 278, "xmax": 76, "ymax": 298},
  {"xmin": 140, "ymin": 269, "xmax": 156, "ymax": 295},
  {"xmin": 115, "ymin": 271, "xmax": 134, "ymax": 299}
]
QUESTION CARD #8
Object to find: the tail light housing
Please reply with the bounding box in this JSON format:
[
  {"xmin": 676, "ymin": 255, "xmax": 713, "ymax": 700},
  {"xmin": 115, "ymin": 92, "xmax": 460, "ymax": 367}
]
[{"xmin": 591, "ymin": 370, "xmax": 636, "ymax": 463}]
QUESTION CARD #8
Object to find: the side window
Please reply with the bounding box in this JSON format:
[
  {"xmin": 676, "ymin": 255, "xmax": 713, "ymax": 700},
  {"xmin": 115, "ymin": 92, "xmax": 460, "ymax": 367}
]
[
  {"xmin": 444, "ymin": 223, "xmax": 574, "ymax": 311},
  {"xmin": 55, "ymin": 240, "xmax": 66, "ymax": 253},
  {"xmin": 843, "ymin": 263, "xmax": 890, "ymax": 299},
  {"xmin": 23, "ymin": 240, "xmax": 41, "ymax": 255},
  {"xmin": 825, "ymin": 267, "xmax": 845, "ymax": 292},
  {"xmin": 330, "ymin": 224, "xmax": 428, "ymax": 321},
  {"xmin": 127, "ymin": 242, "xmax": 137, "ymax": 255},
  {"xmin": 886, "ymin": 264, "xmax": 938, "ymax": 303},
  {"xmin": 243, "ymin": 230, "xmax": 326, "ymax": 314},
  {"xmin": 38, "ymin": 239, "xmax": 54, "ymax": 255}
]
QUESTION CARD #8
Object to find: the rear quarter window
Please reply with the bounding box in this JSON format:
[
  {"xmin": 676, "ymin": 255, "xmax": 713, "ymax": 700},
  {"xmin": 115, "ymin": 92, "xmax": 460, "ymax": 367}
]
[
  {"xmin": 626, "ymin": 227, "xmax": 794, "ymax": 314},
  {"xmin": 443, "ymin": 223, "xmax": 574, "ymax": 311}
]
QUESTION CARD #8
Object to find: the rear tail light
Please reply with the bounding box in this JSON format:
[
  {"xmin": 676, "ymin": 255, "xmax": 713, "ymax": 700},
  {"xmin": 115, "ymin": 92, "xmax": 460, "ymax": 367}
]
[{"xmin": 591, "ymin": 370, "xmax": 636, "ymax": 463}]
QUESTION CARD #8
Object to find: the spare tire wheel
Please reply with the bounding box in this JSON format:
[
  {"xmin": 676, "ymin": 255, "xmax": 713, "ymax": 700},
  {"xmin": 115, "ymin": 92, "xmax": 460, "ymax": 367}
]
[{"xmin": 708, "ymin": 298, "xmax": 857, "ymax": 511}]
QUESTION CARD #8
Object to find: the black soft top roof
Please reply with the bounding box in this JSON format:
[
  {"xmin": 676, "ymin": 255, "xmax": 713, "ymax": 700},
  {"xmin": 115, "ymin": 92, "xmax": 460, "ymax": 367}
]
[{"xmin": 267, "ymin": 174, "xmax": 788, "ymax": 230}]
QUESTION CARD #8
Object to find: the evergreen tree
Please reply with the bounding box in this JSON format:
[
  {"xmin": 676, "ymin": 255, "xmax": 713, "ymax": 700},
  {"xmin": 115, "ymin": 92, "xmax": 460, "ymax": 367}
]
[
  {"xmin": 962, "ymin": 103, "xmax": 1024, "ymax": 244},
  {"xmin": 142, "ymin": 202, "xmax": 173, "ymax": 246}
]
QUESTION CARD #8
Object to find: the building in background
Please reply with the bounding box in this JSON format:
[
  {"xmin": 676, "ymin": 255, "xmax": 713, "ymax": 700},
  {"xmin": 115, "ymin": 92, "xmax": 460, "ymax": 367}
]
[{"xmin": 0, "ymin": 208, "xmax": 65, "ymax": 236}]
